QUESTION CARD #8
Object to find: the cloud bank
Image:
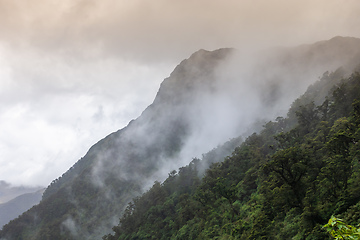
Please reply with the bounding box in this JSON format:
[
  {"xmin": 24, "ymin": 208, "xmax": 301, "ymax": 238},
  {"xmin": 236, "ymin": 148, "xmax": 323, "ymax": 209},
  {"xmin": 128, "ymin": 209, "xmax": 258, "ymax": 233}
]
[{"xmin": 0, "ymin": 0, "xmax": 360, "ymax": 186}]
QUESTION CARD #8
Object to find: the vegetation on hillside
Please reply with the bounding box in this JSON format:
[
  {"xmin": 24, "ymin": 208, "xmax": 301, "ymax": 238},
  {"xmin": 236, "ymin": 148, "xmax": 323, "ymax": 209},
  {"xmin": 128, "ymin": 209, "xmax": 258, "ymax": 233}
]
[
  {"xmin": 323, "ymin": 216, "xmax": 360, "ymax": 239},
  {"xmin": 104, "ymin": 71, "xmax": 360, "ymax": 239}
]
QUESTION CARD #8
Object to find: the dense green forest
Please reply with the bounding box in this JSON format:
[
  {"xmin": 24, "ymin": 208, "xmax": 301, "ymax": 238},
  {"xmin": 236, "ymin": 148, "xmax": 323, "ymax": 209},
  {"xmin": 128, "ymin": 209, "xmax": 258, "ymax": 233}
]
[
  {"xmin": 2, "ymin": 38, "xmax": 360, "ymax": 240},
  {"xmin": 104, "ymin": 70, "xmax": 360, "ymax": 240}
]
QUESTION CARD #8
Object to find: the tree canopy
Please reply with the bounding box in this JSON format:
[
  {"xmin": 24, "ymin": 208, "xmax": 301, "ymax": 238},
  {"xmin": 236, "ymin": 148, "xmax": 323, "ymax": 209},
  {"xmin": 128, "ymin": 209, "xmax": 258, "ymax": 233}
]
[{"xmin": 104, "ymin": 72, "xmax": 360, "ymax": 239}]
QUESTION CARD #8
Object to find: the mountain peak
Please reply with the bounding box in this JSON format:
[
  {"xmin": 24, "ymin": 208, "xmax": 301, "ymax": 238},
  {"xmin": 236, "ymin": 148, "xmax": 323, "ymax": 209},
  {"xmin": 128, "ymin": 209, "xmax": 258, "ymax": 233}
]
[
  {"xmin": 170, "ymin": 47, "xmax": 234, "ymax": 78},
  {"xmin": 153, "ymin": 48, "xmax": 234, "ymax": 106},
  {"xmin": 188, "ymin": 48, "xmax": 234, "ymax": 59},
  {"xmin": 2, "ymin": 37, "xmax": 360, "ymax": 240}
]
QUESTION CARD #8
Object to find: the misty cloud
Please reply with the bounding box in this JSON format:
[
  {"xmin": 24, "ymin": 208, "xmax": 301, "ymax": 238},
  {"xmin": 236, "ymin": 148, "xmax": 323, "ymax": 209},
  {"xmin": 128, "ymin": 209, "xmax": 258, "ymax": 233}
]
[
  {"xmin": 142, "ymin": 39, "xmax": 360, "ymax": 186},
  {"xmin": 2, "ymin": 34, "xmax": 360, "ymax": 239},
  {"xmin": 1, "ymin": 0, "xmax": 360, "ymax": 187},
  {"xmin": 0, "ymin": 0, "xmax": 360, "ymax": 63},
  {"xmin": 0, "ymin": 48, "xmax": 167, "ymax": 186}
]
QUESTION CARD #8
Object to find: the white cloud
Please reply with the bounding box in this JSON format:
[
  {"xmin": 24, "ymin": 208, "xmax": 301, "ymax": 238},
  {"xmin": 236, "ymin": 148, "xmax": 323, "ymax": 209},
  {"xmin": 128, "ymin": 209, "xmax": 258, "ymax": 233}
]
[
  {"xmin": 0, "ymin": 46, "xmax": 168, "ymax": 186},
  {"xmin": 0, "ymin": 0, "xmax": 360, "ymax": 186}
]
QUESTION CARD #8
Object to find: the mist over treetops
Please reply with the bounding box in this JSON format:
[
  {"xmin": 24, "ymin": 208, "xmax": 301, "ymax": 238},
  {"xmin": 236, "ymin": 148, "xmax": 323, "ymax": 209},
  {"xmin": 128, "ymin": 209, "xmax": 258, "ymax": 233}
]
[{"xmin": 1, "ymin": 36, "xmax": 360, "ymax": 239}]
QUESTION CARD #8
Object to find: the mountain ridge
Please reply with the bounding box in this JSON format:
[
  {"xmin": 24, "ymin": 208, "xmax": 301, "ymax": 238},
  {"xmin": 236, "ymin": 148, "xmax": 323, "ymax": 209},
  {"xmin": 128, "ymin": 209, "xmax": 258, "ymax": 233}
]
[
  {"xmin": 1, "ymin": 36, "xmax": 360, "ymax": 239},
  {"xmin": 0, "ymin": 47, "xmax": 235, "ymax": 240}
]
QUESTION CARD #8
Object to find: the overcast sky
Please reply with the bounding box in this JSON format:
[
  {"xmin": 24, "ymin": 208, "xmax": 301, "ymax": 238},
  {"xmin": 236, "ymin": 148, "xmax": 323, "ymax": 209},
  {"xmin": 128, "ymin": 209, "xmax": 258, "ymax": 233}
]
[{"xmin": 1, "ymin": 0, "xmax": 360, "ymax": 187}]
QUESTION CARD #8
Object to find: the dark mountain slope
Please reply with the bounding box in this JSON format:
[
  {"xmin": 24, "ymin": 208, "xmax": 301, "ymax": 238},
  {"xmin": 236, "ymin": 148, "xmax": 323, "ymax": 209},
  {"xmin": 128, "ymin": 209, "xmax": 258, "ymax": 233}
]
[{"xmin": 1, "ymin": 37, "xmax": 360, "ymax": 240}]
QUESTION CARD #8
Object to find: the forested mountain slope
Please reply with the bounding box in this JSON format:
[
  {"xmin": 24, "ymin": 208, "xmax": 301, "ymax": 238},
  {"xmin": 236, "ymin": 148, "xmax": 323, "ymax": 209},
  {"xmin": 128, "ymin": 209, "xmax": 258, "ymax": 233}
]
[
  {"xmin": 104, "ymin": 70, "xmax": 360, "ymax": 240},
  {"xmin": 1, "ymin": 37, "xmax": 360, "ymax": 240},
  {"xmin": 0, "ymin": 48, "xmax": 238, "ymax": 240}
]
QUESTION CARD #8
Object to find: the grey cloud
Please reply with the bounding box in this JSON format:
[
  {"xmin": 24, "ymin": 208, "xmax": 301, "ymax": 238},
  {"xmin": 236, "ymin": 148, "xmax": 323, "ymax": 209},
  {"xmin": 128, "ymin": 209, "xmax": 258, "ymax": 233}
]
[
  {"xmin": 1, "ymin": 0, "xmax": 360, "ymax": 63},
  {"xmin": 0, "ymin": 47, "xmax": 168, "ymax": 186}
]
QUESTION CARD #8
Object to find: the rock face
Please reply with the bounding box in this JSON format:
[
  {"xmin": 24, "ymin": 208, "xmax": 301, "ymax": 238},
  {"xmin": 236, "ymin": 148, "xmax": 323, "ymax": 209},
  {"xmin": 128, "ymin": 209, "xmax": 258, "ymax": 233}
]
[{"xmin": 1, "ymin": 37, "xmax": 360, "ymax": 240}]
